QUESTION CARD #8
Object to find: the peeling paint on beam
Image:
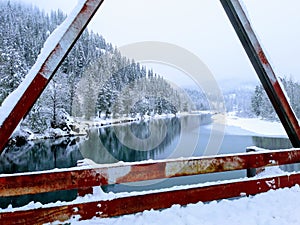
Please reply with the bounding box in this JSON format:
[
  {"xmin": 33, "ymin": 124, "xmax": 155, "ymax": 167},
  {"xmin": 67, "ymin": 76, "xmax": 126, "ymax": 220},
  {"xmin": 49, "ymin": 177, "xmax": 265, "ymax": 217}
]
[
  {"xmin": 1, "ymin": 172, "xmax": 300, "ymax": 224},
  {"xmin": 1, "ymin": 149, "xmax": 300, "ymax": 197}
]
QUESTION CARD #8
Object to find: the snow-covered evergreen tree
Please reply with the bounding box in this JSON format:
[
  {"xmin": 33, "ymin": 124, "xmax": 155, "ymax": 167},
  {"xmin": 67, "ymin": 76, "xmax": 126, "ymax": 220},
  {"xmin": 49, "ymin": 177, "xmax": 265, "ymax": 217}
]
[
  {"xmin": 0, "ymin": 45, "xmax": 27, "ymax": 104},
  {"xmin": 0, "ymin": 1, "xmax": 203, "ymax": 135},
  {"xmin": 250, "ymin": 76, "xmax": 300, "ymax": 121}
]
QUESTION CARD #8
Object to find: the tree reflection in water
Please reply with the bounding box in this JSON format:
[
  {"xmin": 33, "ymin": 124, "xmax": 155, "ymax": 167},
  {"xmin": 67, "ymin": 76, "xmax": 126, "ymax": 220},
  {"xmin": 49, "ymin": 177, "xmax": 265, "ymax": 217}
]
[
  {"xmin": 80, "ymin": 115, "xmax": 207, "ymax": 163},
  {"xmin": 0, "ymin": 138, "xmax": 83, "ymax": 174},
  {"xmin": 0, "ymin": 138, "xmax": 83, "ymax": 209}
]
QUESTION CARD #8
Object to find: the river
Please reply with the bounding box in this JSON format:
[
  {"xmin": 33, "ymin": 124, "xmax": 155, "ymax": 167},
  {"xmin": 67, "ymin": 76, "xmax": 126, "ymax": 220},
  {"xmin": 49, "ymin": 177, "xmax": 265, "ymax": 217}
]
[{"xmin": 0, "ymin": 114, "xmax": 294, "ymax": 208}]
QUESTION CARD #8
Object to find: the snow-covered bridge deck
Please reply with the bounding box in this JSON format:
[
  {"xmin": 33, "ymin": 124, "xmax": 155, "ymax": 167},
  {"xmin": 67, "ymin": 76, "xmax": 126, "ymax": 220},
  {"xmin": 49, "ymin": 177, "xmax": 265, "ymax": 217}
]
[{"xmin": 71, "ymin": 182, "xmax": 300, "ymax": 225}]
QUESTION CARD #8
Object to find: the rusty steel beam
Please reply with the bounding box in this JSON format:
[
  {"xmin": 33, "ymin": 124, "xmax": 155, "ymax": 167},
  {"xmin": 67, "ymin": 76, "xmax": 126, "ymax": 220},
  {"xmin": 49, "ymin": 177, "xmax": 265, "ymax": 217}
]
[
  {"xmin": 0, "ymin": 0, "xmax": 105, "ymax": 153},
  {"xmin": 220, "ymin": 0, "xmax": 300, "ymax": 147},
  {"xmin": 1, "ymin": 148, "xmax": 300, "ymax": 197},
  {"xmin": 1, "ymin": 172, "xmax": 300, "ymax": 224}
]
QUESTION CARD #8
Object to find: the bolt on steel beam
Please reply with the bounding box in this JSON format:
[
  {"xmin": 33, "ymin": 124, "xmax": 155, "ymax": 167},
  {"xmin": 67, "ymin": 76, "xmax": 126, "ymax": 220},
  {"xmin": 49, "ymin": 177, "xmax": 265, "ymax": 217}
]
[
  {"xmin": 0, "ymin": 0, "xmax": 105, "ymax": 153},
  {"xmin": 220, "ymin": 0, "xmax": 300, "ymax": 147}
]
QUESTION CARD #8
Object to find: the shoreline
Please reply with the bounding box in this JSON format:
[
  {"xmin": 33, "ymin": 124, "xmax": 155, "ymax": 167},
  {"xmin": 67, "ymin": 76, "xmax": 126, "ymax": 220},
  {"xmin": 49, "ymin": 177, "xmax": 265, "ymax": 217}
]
[
  {"xmin": 11, "ymin": 112, "xmax": 210, "ymax": 145},
  {"xmin": 212, "ymin": 114, "xmax": 288, "ymax": 138},
  {"xmin": 10, "ymin": 112, "xmax": 288, "ymax": 147}
]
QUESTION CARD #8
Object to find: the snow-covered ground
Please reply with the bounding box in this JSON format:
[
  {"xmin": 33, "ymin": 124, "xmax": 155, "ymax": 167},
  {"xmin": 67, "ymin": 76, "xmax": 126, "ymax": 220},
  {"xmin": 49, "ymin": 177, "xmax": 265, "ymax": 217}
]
[
  {"xmin": 48, "ymin": 166, "xmax": 297, "ymax": 225},
  {"xmin": 227, "ymin": 116, "xmax": 287, "ymax": 137},
  {"xmin": 212, "ymin": 114, "xmax": 288, "ymax": 137},
  {"xmin": 70, "ymin": 184, "xmax": 300, "ymax": 225}
]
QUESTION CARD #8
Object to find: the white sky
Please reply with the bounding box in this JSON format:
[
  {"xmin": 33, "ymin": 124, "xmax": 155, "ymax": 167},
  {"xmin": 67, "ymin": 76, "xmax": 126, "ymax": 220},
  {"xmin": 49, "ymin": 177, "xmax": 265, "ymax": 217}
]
[{"xmin": 14, "ymin": 0, "xmax": 300, "ymax": 89}]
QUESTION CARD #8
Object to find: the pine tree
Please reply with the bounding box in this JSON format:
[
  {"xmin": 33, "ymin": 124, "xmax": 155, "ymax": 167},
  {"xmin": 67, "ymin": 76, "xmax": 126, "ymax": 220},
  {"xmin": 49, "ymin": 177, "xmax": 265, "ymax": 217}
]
[
  {"xmin": 0, "ymin": 1, "xmax": 198, "ymax": 134},
  {"xmin": 251, "ymin": 85, "xmax": 263, "ymax": 117},
  {"xmin": 0, "ymin": 45, "xmax": 27, "ymax": 104},
  {"xmin": 251, "ymin": 84, "xmax": 277, "ymax": 120}
]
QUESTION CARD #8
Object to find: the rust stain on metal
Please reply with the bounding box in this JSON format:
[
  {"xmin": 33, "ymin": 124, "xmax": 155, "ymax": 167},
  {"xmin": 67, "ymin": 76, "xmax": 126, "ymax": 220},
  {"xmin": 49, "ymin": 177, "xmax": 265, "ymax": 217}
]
[
  {"xmin": 81, "ymin": 2, "xmax": 90, "ymax": 14},
  {"xmin": 2, "ymin": 173, "xmax": 300, "ymax": 224},
  {"xmin": 115, "ymin": 163, "xmax": 167, "ymax": 184},
  {"xmin": 258, "ymin": 49, "xmax": 268, "ymax": 64},
  {"xmin": 2, "ymin": 149, "xmax": 300, "ymax": 198},
  {"xmin": 166, "ymin": 156, "xmax": 247, "ymax": 177},
  {"xmin": 223, "ymin": 156, "xmax": 245, "ymax": 170}
]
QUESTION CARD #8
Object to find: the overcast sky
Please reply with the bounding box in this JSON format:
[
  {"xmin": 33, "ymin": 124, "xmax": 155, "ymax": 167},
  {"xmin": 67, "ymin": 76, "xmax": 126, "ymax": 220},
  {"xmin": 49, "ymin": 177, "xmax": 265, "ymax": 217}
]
[{"xmin": 15, "ymin": 0, "xmax": 300, "ymax": 89}]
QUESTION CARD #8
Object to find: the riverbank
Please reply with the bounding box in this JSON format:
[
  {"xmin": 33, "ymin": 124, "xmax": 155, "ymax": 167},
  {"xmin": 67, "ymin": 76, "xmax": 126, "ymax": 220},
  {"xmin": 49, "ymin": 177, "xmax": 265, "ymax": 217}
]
[
  {"xmin": 10, "ymin": 112, "xmax": 288, "ymax": 147},
  {"xmin": 13, "ymin": 111, "xmax": 211, "ymax": 143},
  {"xmin": 212, "ymin": 114, "xmax": 288, "ymax": 137}
]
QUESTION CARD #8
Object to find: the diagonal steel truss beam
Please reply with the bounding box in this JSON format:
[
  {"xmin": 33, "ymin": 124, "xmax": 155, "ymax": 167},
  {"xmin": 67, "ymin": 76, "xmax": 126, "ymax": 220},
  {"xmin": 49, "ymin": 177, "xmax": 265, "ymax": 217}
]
[
  {"xmin": 0, "ymin": 0, "xmax": 105, "ymax": 153},
  {"xmin": 220, "ymin": 0, "xmax": 300, "ymax": 147}
]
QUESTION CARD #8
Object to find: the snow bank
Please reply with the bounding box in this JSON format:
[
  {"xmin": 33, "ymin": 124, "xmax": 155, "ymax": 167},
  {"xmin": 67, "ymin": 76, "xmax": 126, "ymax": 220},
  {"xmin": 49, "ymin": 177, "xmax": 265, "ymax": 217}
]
[
  {"xmin": 64, "ymin": 184, "xmax": 300, "ymax": 225},
  {"xmin": 212, "ymin": 114, "xmax": 288, "ymax": 137},
  {"xmin": 227, "ymin": 116, "xmax": 287, "ymax": 137}
]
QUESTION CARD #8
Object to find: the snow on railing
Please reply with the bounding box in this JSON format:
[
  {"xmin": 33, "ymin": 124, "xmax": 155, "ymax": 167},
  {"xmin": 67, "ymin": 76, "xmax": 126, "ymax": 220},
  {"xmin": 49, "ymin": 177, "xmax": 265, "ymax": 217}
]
[{"xmin": 1, "ymin": 148, "xmax": 300, "ymax": 224}]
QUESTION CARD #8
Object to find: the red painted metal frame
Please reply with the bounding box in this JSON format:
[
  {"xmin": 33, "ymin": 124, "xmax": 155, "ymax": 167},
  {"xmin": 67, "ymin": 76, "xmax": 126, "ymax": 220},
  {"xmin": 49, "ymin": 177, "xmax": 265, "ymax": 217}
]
[
  {"xmin": 0, "ymin": 0, "xmax": 300, "ymax": 223},
  {"xmin": 1, "ymin": 148, "xmax": 300, "ymax": 197},
  {"xmin": 220, "ymin": 0, "xmax": 300, "ymax": 146},
  {"xmin": 0, "ymin": 0, "xmax": 299, "ymax": 152},
  {"xmin": 0, "ymin": 0, "xmax": 105, "ymax": 153},
  {"xmin": 1, "ymin": 172, "xmax": 300, "ymax": 224}
]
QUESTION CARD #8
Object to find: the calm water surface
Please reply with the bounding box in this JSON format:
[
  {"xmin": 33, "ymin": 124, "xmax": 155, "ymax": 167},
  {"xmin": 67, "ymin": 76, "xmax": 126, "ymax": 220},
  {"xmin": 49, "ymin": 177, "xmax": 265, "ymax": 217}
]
[{"xmin": 0, "ymin": 115, "xmax": 294, "ymax": 208}]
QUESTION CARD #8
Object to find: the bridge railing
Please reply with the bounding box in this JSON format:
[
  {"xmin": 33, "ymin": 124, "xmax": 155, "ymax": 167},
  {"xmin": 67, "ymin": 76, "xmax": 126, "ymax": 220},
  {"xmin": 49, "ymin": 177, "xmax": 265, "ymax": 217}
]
[{"xmin": 1, "ymin": 147, "xmax": 300, "ymax": 224}]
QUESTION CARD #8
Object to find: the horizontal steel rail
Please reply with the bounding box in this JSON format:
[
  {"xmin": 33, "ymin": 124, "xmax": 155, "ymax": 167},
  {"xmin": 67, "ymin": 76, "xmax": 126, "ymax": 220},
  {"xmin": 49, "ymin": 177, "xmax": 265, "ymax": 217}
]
[
  {"xmin": 1, "ymin": 0, "xmax": 300, "ymax": 224},
  {"xmin": 1, "ymin": 172, "xmax": 300, "ymax": 224},
  {"xmin": 1, "ymin": 148, "xmax": 300, "ymax": 197}
]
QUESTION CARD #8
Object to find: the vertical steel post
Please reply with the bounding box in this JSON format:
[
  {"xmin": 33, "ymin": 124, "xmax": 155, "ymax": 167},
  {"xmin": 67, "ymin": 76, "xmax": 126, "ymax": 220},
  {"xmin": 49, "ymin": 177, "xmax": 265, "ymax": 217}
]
[
  {"xmin": 0, "ymin": 0, "xmax": 105, "ymax": 153},
  {"xmin": 220, "ymin": 0, "xmax": 300, "ymax": 147}
]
